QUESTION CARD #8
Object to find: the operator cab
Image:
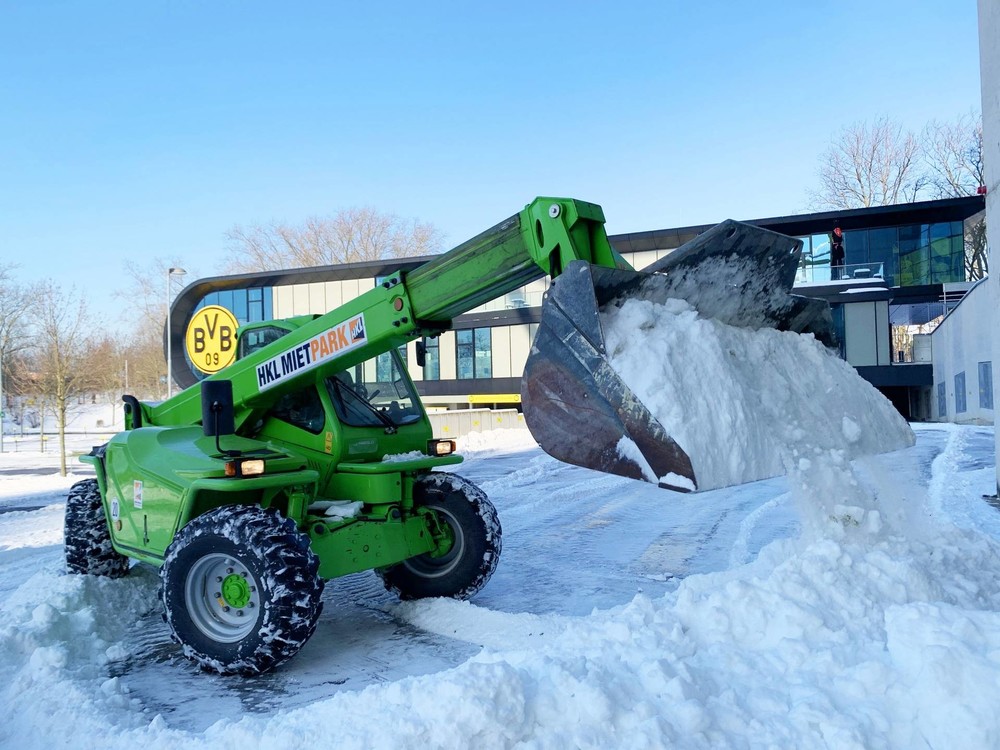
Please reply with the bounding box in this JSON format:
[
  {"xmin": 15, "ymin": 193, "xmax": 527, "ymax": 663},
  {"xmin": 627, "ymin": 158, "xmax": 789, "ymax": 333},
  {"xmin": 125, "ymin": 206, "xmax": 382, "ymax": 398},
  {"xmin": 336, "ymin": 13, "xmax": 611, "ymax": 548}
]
[
  {"xmin": 236, "ymin": 317, "xmax": 430, "ymax": 465},
  {"xmin": 327, "ymin": 350, "xmax": 422, "ymax": 429},
  {"xmin": 257, "ymin": 348, "xmax": 420, "ymax": 433}
]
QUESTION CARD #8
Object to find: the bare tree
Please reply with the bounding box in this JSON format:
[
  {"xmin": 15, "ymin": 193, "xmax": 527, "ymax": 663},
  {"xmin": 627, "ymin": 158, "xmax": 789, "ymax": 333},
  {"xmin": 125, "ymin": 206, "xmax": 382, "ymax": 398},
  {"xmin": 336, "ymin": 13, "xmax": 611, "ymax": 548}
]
[
  {"xmin": 30, "ymin": 284, "xmax": 91, "ymax": 476},
  {"xmin": 0, "ymin": 265, "xmax": 35, "ymax": 412},
  {"xmin": 811, "ymin": 116, "xmax": 928, "ymax": 209},
  {"xmin": 224, "ymin": 207, "xmax": 444, "ymax": 273},
  {"xmin": 923, "ymin": 111, "xmax": 987, "ymax": 279},
  {"xmin": 923, "ymin": 111, "xmax": 985, "ymax": 197},
  {"xmin": 80, "ymin": 334, "xmax": 127, "ymax": 427},
  {"xmin": 114, "ymin": 257, "xmax": 191, "ymax": 399}
]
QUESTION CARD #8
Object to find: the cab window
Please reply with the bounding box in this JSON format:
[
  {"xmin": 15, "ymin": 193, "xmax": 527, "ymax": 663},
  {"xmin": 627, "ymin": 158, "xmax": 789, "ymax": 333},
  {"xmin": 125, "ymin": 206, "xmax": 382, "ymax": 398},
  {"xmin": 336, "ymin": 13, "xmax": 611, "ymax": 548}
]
[{"xmin": 268, "ymin": 387, "xmax": 325, "ymax": 434}]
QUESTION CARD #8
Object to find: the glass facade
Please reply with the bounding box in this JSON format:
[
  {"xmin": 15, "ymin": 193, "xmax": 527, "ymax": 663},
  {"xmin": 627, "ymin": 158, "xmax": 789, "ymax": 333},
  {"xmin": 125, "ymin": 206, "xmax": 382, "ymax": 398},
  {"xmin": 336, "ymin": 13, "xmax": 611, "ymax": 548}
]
[
  {"xmin": 197, "ymin": 287, "xmax": 272, "ymax": 325},
  {"xmin": 888, "ymin": 302, "xmax": 950, "ymax": 363},
  {"xmin": 457, "ymin": 328, "xmax": 492, "ymax": 379},
  {"xmin": 796, "ymin": 221, "xmax": 966, "ymax": 287},
  {"xmin": 844, "ymin": 222, "xmax": 965, "ymax": 286},
  {"xmin": 796, "ymin": 234, "xmax": 833, "ymax": 282}
]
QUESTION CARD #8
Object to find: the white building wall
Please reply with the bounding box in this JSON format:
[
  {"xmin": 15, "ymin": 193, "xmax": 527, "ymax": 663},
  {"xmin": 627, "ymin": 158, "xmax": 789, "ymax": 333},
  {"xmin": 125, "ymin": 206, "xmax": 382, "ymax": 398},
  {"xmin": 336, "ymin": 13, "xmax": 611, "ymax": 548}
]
[
  {"xmin": 844, "ymin": 301, "xmax": 890, "ymax": 367},
  {"xmin": 931, "ymin": 279, "xmax": 994, "ymax": 423},
  {"xmin": 406, "ymin": 339, "xmax": 422, "ymax": 382},
  {"xmin": 307, "ymin": 282, "xmax": 327, "ymax": 312},
  {"xmin": 979, "ymin": 0, "xmax": 1000, "ymax": 483},
  {"xmin": 438, "ymin": 331, "xmax": 457, "ymax": 380},
  {"xmin": 272, "ymin": 278, "xmax": 375, "ymax": 318},
  {"xmin": 509, "ymin": 324, "xmax": 533, "ymax": 377},
  {"xmin": 291, "ymin": 284, "xmax": 309, "ymax": 315},
  {"xmin": 626, "ymin": 250, "xmax": 668, "ymax": 270},
  {"xmin": 491, "ymin": 327, "xmax": 513, "ymax": 378},
  {"xmin": 273, "ymin": 286, "xmax": 293, "ymax": 318}
]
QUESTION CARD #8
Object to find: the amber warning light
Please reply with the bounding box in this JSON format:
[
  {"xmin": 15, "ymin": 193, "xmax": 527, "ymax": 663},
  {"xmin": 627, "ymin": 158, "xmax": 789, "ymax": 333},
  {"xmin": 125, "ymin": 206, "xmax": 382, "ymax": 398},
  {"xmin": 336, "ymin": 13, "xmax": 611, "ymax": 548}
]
[{"xmin": 225, "ymin": 459, "xmax": 266, "ymax": 477}]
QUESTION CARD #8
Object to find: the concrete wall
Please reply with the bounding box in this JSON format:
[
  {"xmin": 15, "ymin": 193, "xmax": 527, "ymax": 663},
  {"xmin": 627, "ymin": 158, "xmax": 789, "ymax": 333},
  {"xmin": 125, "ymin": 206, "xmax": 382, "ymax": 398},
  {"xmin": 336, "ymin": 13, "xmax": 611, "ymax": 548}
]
[
  {"xmin": 428, "ymin": 408, "xmax": 525, "ymax": 438},
  {"xmin": 931, "ymin": 279, "xmax": 994, "ymax": 423}
]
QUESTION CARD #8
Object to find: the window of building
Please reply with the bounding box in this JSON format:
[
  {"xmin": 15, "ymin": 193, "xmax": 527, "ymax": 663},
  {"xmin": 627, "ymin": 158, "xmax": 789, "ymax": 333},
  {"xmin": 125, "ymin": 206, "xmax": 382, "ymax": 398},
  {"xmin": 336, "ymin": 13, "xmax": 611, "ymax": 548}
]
[
  {"xmin": 376, "ymin": 345, "xmax": 407, "ymax": 382},
  {"xmin": 979, "ymin": 362, "xmax": 993, "ymax": 410},
  {"xmin": 795, "ymin": 234, "xmax": 834, "ymax": 283},
  {"xmin": 248, "ymin": 287, "xmax": 264, "ymax": 320},
  {"xmin": 955, "ymin": 372, "xmax": 967, "ymax": 414},
  {"xmin": 423, "ymin": 337, "xmax": 440, "ymax": 381},
  {"xmin": 836, "ymin": 222, "xmax": 967, "ymax": 288},
  {"xmin": 937, "ymin": 381, "xmax": 947, "ymax": 418},
  {"xmin": 423, "ymin": 337, "xmax": 441, "ymax": 380},
  {"xmin": 198, "ymin": 287, "xmax": 272, "ymax": 325},
  {"xmin": 457, "ymin": 327, "xmax": 491, "ymax": 379}
]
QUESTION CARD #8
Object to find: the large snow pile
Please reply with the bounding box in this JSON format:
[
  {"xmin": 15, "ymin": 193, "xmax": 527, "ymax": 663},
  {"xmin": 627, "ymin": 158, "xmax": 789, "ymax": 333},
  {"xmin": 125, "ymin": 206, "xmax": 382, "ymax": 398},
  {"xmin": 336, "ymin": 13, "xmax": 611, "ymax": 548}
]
[
  {"xmin": 602, "ymin": 296, "xmax": 915, "ymax": 491},
  {"xmin": 4, "ymin": 428, "xmax": 1000, "ymax": 748},
  {"xmin": 2, "ymin": 334, "xmax": 1000, "ymax": 746}
]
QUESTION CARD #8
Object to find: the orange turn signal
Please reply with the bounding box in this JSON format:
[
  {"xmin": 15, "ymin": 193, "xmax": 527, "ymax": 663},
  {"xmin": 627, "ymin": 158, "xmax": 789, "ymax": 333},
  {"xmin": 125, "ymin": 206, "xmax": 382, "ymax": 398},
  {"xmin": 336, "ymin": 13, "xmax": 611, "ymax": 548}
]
[{"xmin": 225, "ymin": 459, "xmax": 266, "ymax": 477}]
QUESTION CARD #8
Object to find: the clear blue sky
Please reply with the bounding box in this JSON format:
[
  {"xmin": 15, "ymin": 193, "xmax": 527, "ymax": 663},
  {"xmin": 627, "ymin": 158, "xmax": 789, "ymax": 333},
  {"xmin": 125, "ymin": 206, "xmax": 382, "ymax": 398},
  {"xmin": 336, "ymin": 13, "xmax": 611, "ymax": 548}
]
[{"xmin": 0, "ymin": 1, "xmax": 983, "ymax": 325}]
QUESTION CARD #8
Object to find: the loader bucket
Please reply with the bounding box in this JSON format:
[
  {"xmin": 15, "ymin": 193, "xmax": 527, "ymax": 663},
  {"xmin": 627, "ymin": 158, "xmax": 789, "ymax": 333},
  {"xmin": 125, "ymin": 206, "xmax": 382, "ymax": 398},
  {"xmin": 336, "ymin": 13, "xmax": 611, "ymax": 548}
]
[{"xmin": 521, "ymin": 220, "xmax": 837, "ymax": 493}]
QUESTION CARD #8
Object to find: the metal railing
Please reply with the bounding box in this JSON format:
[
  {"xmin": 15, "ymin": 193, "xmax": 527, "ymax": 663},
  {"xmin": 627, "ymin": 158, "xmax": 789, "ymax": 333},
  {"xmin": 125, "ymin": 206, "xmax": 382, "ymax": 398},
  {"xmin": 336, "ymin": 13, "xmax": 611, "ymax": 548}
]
[{"xmin": 795, "ymin": 262, "xmax": 885, "ymax": 285}]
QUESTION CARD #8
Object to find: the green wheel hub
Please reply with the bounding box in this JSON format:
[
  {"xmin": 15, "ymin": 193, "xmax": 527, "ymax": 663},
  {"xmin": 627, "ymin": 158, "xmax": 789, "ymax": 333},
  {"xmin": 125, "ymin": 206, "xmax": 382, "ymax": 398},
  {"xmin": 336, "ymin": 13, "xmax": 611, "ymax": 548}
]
[
  {"xmin": 184, "ymin": 553, "xmax": 261, "ymax": 643},
  {"xmin": 222, "ymin": 573, "xmax": 252, "ymax": 608}
]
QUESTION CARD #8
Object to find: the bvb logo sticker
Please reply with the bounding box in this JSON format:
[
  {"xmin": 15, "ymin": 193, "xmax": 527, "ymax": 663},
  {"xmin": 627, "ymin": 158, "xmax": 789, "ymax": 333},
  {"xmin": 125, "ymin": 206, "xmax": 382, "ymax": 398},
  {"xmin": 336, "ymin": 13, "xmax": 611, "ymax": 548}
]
[{"xmin": 185, "ymin": 305, "xmax": 239, "ymax": 374}]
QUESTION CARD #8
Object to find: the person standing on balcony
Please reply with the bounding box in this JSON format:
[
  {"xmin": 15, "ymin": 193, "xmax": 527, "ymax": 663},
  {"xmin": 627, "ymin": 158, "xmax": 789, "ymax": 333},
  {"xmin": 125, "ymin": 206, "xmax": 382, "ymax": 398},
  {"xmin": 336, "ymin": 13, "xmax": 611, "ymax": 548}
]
[{"xmin": 830, "ymin": 227, "xmax": 845, "ymax": 280}]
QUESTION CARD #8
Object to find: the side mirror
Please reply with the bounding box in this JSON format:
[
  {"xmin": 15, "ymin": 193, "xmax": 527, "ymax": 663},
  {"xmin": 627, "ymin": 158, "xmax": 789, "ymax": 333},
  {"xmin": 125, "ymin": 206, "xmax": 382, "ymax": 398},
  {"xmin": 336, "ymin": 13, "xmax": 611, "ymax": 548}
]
[
  {"xmin": 415, "ymin": 340, "xmax": 427, "ymax": 368},
  {"xmin": 201, "ymin": 380, "xmax": 235, "ymax": 438}
]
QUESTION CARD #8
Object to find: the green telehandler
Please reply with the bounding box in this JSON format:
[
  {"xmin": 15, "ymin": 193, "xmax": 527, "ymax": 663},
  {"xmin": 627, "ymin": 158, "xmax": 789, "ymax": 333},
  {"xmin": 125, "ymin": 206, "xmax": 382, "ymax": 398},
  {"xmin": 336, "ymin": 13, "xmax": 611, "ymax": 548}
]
[{"xmin": 64, "ymin": 197, "xmax": 833, "ymax": 674}]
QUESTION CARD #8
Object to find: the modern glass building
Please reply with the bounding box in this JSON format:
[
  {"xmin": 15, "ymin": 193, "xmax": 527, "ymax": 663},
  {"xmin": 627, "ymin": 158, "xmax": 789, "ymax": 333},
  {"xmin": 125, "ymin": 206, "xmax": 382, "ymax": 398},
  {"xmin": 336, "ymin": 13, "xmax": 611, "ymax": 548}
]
[{"xmin": 168, "ymin": 196, "xmax": 985, "ymax": 422}]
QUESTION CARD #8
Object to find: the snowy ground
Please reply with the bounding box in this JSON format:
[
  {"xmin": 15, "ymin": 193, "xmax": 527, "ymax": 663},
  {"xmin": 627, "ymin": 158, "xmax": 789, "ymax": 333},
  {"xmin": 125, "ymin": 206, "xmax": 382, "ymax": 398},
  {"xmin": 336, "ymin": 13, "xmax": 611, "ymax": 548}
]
[{"xmin": 2, "ymin": 424, "xmax": 1000, "ymax": 748}]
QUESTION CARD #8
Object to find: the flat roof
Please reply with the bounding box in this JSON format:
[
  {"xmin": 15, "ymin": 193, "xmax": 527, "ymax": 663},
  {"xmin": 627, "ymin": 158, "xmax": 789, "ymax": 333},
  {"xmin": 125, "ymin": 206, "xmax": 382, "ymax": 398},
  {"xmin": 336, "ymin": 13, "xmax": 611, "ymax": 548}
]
[{"xmin": 610, "ymin": 196, "xmax": 985, "ymax": 254}]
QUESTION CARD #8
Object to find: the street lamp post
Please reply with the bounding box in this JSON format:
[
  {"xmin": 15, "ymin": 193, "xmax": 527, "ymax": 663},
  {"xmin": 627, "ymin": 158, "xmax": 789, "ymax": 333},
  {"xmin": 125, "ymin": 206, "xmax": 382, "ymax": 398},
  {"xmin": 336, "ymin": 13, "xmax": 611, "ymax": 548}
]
[{"xmin": 166, "ymin": 267, "xmax": 187, "ymax": 399}]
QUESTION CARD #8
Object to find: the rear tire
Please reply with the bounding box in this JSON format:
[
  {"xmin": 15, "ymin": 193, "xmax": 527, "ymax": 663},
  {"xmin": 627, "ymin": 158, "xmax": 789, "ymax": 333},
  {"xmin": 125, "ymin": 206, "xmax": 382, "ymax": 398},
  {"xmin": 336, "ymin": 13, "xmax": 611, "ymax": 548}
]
[
  {"xmin": 64, "ymin": 479, "xmax": 130, "ymax": 577},
  {"xmin": 161, "ymin": 505, "xmax": 324, "ymax": 675},
  {"xmin": 377, "ymin": 473, "xmax": 501, "ymax": 600}
]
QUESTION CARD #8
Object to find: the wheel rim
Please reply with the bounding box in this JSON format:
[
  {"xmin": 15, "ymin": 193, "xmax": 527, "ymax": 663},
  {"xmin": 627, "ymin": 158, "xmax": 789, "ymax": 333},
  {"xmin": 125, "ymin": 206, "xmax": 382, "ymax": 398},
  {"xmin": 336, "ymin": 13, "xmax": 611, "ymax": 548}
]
[
  {"xmin": 402, "ymin": 505, "xmax": 465, "ymax": 579},
  {"xmin": 184, "ymin": 553, "xmax": 261, "ymax": 643}
]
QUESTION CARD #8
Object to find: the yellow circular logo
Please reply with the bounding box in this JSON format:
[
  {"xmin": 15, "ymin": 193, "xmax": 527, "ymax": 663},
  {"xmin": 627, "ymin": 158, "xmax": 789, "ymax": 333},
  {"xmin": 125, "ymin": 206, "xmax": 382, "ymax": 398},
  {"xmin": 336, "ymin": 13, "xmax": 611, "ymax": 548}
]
[{"xmin": 185, "ymin": 305, "xmax": 239, "ymax": 374}]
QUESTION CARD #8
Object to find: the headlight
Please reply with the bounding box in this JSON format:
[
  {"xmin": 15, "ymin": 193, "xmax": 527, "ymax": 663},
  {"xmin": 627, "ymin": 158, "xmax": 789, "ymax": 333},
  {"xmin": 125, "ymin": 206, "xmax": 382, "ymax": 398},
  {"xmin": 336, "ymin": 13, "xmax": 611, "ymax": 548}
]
[
  {"xmin": 225, "ymin": 458, "xmax": 266, "ymax": 477},
  {"xmin": 427, "ymin": 439, "xmax": 456, "ymax": 456}
]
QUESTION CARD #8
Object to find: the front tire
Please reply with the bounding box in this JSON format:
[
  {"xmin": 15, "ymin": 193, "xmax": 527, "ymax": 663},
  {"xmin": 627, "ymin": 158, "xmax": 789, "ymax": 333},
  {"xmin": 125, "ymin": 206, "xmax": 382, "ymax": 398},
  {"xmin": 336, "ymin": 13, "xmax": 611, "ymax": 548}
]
[
  {"xmin": 161, "ymin": 505, "xmax": 324, "ymax": 675},
  {"xmin": 64, "ymin": 479, "xmax": 129, "ymax": 577},
  {"xmin": 377, "ymin": 473, "xmax": 501, "ymax": 600}
]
